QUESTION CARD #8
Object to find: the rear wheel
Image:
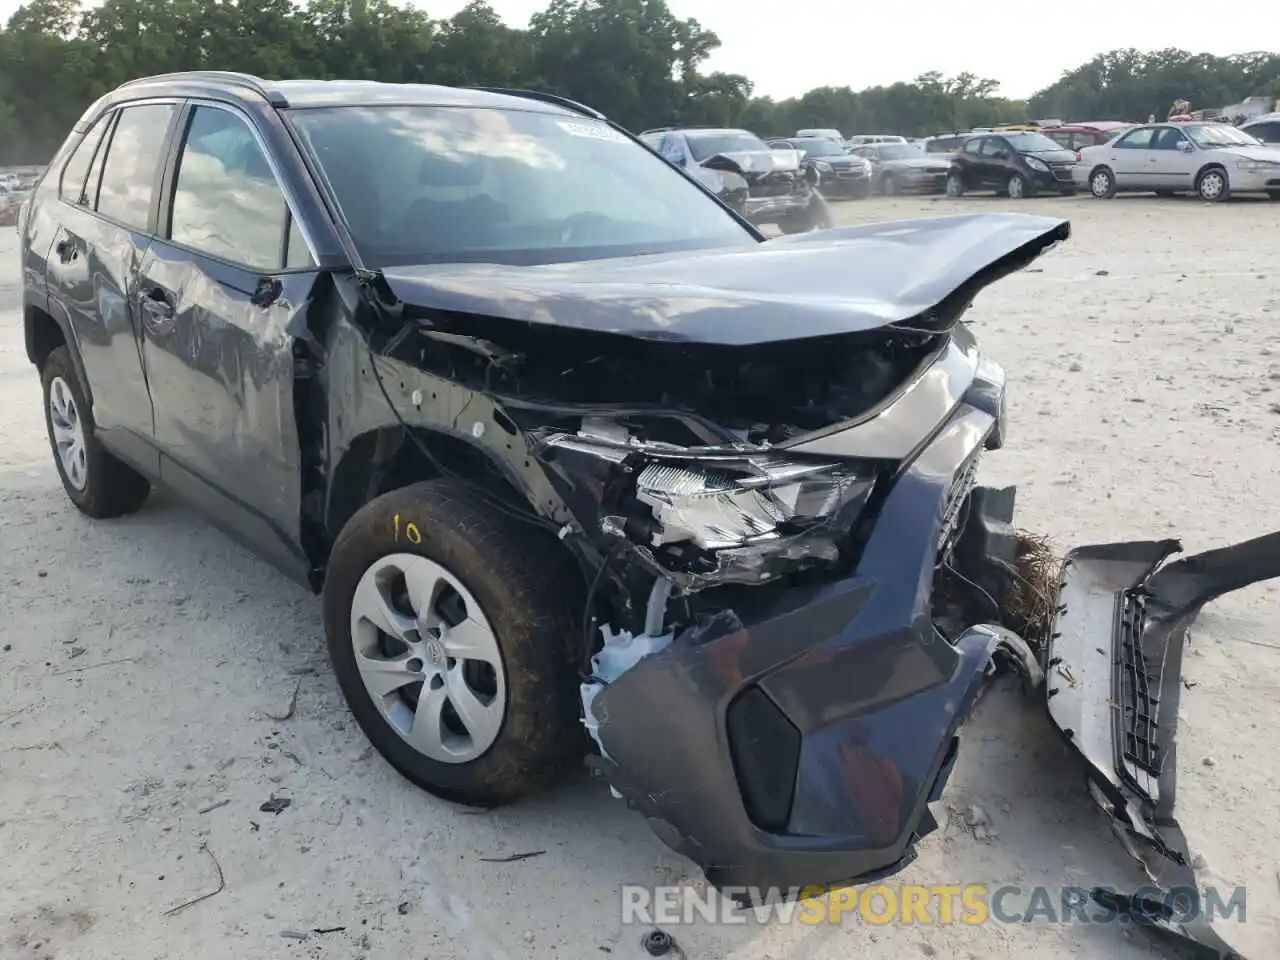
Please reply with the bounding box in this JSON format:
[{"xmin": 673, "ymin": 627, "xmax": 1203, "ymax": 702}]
[
  {"xmin": 323, "ymin": 478, "xmax": 584, "ymax": 807},
  {"xmin": 40, "ymin": 347, "xmax": 150, "ymax": 518},
  {"xmin": 1089, "ymin": 166, "xmax": 1117, "ymax": 199},
  {"xmin": 1196, "ymin": 166, "xmax": 1229, "ymax": 202}
]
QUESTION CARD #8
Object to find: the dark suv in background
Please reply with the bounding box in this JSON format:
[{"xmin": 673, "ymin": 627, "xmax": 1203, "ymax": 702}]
[
  {"xmin": 766, "ymin": 136, "xmax": 872, "ymax": 198},
  {"xmin": 945, "ymin": 131, "xmax": 1078, "ymax": 199}
]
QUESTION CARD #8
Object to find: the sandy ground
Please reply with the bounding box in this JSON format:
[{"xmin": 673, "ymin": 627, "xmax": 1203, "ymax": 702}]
[{"xmin": 2, "ymin": 193, "xmax": 1279, "ymax": 960}]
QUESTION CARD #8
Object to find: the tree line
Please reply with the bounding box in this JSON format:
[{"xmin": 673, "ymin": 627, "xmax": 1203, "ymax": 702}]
[{"xmin": 2, "ymin": 0, "xmax": 1279, "ymax": 165}]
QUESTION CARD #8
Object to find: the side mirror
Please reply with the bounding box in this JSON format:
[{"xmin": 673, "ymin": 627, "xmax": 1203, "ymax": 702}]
[{"xmin": 1176, "ymin": 140, "xmax": 1194, "ymax": 153}]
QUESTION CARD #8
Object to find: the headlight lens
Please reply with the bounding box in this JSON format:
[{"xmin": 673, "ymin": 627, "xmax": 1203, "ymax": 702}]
[
  {"xmin": 1238, "ymin": 160, "xmax": 1279, "ymax": 171},
  {"xmin": 1024, "ymin": 157, "xmax": 1049, "ymax": 172},
  {"xmin": 634, "ymin": 458, "xmax": 873, "ymax": 550}
]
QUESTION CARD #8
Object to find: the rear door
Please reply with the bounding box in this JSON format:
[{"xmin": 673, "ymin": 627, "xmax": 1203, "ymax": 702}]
[
  {"xmin": 136, "ymin": 100, "xmax": 319, "ymax": 581},
  {"xmin": 44, "ymin": 101, "xmax": 181, "ymax": 473},
  {"xmin": 978, "ymin": 137, "xmax": 1010, "ymax": 186},
  {"xmin": 1108, "ymin": 126, "xmax": 1156, "ymax": 186}
]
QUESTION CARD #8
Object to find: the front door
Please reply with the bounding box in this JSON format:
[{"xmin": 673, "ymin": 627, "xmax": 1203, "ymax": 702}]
[
  {"xmin": 136, "ymin": 101, "xmax": 319, "ymax": 582},
  {"xmin": 1147, "ymin": 127, "xmax": 1199, "ymax": 189},
  {"xmin": 43, "ymin": 102, "xmax": 180, "ymax": 471}
]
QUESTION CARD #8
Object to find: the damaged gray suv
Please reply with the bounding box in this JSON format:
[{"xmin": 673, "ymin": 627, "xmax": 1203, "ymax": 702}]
[{"xmin": 20, "ymin": 72, "xmax": 1278, "ymax": 957}]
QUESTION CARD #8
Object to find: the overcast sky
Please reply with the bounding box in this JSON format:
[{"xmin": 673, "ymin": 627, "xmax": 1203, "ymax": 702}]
[{"xmin": 3, "ymin": 0, "xmax": 1273, "ymax": 100}]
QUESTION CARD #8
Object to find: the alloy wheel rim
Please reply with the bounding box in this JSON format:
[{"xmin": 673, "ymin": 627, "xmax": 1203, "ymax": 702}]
[
  {"xmin": 349, "ymin": 552, "xmax": 506, "ymax": 764},
  {"xmin": 48, "ymin": 377, "xmax": 88, "ymax": 491}
]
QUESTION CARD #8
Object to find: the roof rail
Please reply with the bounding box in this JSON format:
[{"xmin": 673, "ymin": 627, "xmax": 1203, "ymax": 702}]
[
  {"xmin": 116, "ymin": 71, "xmax": 288, "ymax": 106},
  {"xmin": 469, "ymin": 87, "xmax": 603, "ymax": 119}
]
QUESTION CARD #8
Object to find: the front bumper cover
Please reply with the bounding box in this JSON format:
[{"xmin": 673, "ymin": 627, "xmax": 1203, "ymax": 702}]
[
  {"xmin": 1045, "ymin": 534, "xmax": 1280, "ymax": 960},
  {"xmin": 587, "ymin": 405, "xmax": 1038, "ymax": 897}
]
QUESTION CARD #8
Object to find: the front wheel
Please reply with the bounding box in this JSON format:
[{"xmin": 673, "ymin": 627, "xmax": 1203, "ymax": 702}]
[
  {"xmin": 1007, "ymin": 172, "xmax": 1033, "ymax": 199},
  {"xmin": 778, "ymin": 194, "xmax": 831, "ymax": 234},
  {"xmin": 945, "ymin": 171, "xmax": 965, "ymax": 197},
  {"xmin": 1196, "ymin": 167, "xmax": 1229, "ymax": 202},
  {"xmin": 40, "ymin": 346, "xmax": 150, "ymax": 518},
  {"xmin": 322, "ymin": 478, "xmax": 585, "ymax": 808},
  {"xmin": 881, "ymin": 174, "xmax": 898, "ymax": 196}
]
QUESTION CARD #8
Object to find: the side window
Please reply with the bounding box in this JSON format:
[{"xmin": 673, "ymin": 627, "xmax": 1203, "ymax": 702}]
[
  {"xmin": 658, "ymin": 133, "xmax": 687, "ymax": 166},
  {"xmin": 59, "ymin": 116, "xmax": 110, "ymax": 204},
  {"xmin": 1250, "ymin": 122, "xmax": 1280, "ymax": 143},
  {"xmin": 169, "ymin": 105, "xmax": 307, "ymax": 271},
  {"xmin": 1115, "ymin": 127, "xmax": 1155, "ymax": 150},
  {"xmin": 962, "ymin": 138, "xmax": 983, "ymax": 155},
  {"xmin": 96, "ymin": 103, "xmax": 177, "ymax": 230},
  {"xmin": 1048, "ymin": 131, "xmax": 1072, "ymax": 148},
  {"xmin": 979, "ymin": 138, "xmax": 1006, "ymax": 157}
]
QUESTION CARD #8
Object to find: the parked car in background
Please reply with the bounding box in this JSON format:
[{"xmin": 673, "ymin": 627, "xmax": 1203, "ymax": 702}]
[
  {"xmin": 846, "ymin": 134, "xmax": 907, "ymax": 148},
  {"xmin": 1075, "ymin": 122, "xmax": 1280, "ymax": 202},
  {"xmin": 639, "ymin": 126, "xmax": 832, "ymax": 231},
  {"xmin": 767, "ymin": 136, "xmax": 872, "ymax": 198},
  {"xmin": 1239, "ymin": 113, "xmax": 1280, "ymax": 145},
  {"xmin": 1042, "ymin": 122, "xmax": 1132, "ymax": 151},
  {"xmin": 849, "ymin": 142, "xmax": 950, "ymax": 194},
  {"xmin": 946, "ymin": 131, "xmax": 1077, "ymax": 199},
  {"xmin": 922, "ymin": 133, "xmax": 969, "ymax": 155},
  {"xmin": 795, "ymin": 127, "xmax": 844, "ymax": 143}
]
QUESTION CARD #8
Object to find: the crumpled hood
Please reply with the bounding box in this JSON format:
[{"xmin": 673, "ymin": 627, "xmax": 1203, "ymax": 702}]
[
  {"xmin": 380, "ymin": 212, "xmax": 1070, "ymax": 347},
  {"xmin": 704, "ymin": 149, "xmax": 801, "ymax": 175}
]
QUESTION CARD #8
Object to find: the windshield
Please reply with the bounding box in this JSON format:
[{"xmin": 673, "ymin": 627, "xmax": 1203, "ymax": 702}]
[
  {"xmin": 1184, "ymin": 124, "xmax": 1263, "ymax": 149},
  {"xmin": 288, "ymin": 106, "xmax": 755, "ymax": 267},
  {"xmin": 684, "ymin": 131, "xmax": 769, "ymax": 161},
  {"xmin": 790, "ymin": 138, "xmax": 844, "ymax": 156},
  {"xmin": 1003, "ymin": 132, "xmax": 1066, "ymax": 153},
  {"xmin": 874, "ymin": 144, "xmax": 918, "ymax": 160}
]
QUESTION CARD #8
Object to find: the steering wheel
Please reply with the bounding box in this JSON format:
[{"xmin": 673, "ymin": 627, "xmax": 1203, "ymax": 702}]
[{"xmin": 559, "ymin": 211, "xmax": 614, "ymax": 243}]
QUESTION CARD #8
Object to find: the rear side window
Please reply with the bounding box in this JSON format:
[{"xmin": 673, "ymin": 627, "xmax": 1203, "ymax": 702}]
[
  {"xmin": 168, "ymin": 105, "xmax": 304, "ymax": 271},
  {"xmin": 59, "ymin": 117, "xmax": 110, "ymax": 204},
  {"xmin": 96, "ymin": 103, "xmax": 178, "ymax": 230},
  {"xmin": 1248, "ymin": 122, "xmax": 1280, "ymax": 143},
  {"xmin": 1114, "ymin": 127, "xmax": 1155, "ymax": 149},
  {"xmin": 963, "ymin": 138, "xmax": 983, "ymax": 155}
]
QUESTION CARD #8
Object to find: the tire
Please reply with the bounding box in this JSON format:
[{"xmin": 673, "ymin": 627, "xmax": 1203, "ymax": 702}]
[
  {"xmin": 945, "ymin": 171, "xmax": 965, "ymax": 197},
  {"xmin": 778, "ymin": 194, "xmax": 831, "ymax": 234},
  {"xmin": 1089, "ymin": 166, "xmax": 1117, "ymax": 199},
  {"xmin": 40, "ymin": 346, "xmax": 150, "ymax": 518},
  {"xmin": 1007, "ymin": 172, "xmax": 1033, "ymax": 199},
  {"xmin": 882, "ymin": 174, "xmax": 898, "ymax": 196},
  {"xmin": 1196, "ymin": 166, "xmax": 1229, "ymax": 202},
  {"xmin": 322, "ymin": 478, "xmax": 584, "ymax": 808}
]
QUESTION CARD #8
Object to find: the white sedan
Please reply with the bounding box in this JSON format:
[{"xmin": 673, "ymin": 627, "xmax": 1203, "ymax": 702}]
[{"xmin": 1073, "ymin": 122, "xmax": 1280, "ymax": 201}]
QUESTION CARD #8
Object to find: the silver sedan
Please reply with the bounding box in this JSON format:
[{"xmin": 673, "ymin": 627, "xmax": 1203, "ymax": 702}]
[{"xmin": 1073, "ymin": 122, "xmax": 1280, "ymax": 201}]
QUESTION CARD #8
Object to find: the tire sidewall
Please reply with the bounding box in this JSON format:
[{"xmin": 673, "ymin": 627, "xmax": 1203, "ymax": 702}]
[
  {"xmin": 1090, "ymin": 167, "xmax": 1116, "ymax": 198},
  {"xmin": 41, "ymin": 348, "xmax": 99, "ymax": 511},
  {"xmin": 946, "ymin": 171, "xmax": 964, "ymax": 197},
  {"xmin": 1197, "ymin": 167, "xmax": 1228, "ymax": 202},
  {"xmin": 322, "ymin": 481, "xmax": 582, "ymax": 804}
]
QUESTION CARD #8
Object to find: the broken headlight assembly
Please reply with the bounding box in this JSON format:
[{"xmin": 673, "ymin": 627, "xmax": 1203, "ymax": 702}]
[{"xmin": 538, "ymin": 428, "xmax": 877, "ymax": 590}]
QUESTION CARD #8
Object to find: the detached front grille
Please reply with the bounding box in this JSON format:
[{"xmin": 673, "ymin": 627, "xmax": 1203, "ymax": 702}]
[{"xmin": 1115, "ymin": 591, "xmax": 1162, "ymax": 778}]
